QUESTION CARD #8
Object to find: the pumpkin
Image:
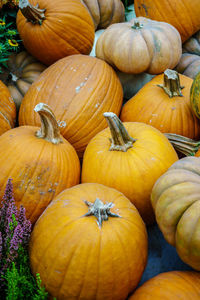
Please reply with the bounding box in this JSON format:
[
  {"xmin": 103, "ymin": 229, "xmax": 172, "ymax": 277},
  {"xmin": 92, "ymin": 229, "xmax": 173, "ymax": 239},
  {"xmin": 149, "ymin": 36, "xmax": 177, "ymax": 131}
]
[
  {"xmin": 134, "ymin": 0, "xmax": 200, "ymax": 43},
  {"xmin": 183, "ymin": 30, "xmax": 200, "ymax": 55},
  {"xmin": 81, "ymin": 113, "xmax": 178, "ymax": 224},
  {"xmin": 121, "ymin": 69, "xmax": 200, "ymax": 140},
  {"xmin": 2, "ymin": 51, "xmax": 46, "ymax": 111},
  {"xmin": 96, "ymin": 17, "xmax": 182, "ymax": 74},
  {"xmin": 0, "ymin": 80, "xmax": 16, "ymax": 136},
  {"xmin": 190, "ymin": 70, "xmax": 200, "ymax": 119},
  {"xmin": 151, "ymin": 156, "xmax": 200, "ymax": 270},
  {"xmin": 90, "ymin": 29, "xmax": 154, "ymax": 100},
  {"xmin": 0, "ymin": 103, "xmax": 80, "ymax": 224},
  {"xmin": 83, "ymin": 0, "xmax": 125, "ymax": 30},
  {"xmin": 29, "ymin": 183, "xmax": 148, "ymax": 300},
  {"xmin": 175, "ymin": 53, "xmax": 200, "ymax": 79},
  {"xmin": 18, "ymin": 54, "xmax": 123, "ymax": 158},
  {"xmin": 16, "ymin": 0, "xmax": 95, "ymax": 65},
  {"xmin": 129, "ymin": 271, "xmax": 200, "ymax": 299}
]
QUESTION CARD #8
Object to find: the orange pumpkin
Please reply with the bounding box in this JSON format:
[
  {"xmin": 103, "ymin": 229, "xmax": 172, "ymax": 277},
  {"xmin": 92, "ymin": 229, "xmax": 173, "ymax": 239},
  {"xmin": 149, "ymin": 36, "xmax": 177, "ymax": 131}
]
[
  {"xmin": 121, "ymin": 69, "xmax": 200, "ymax": 140},
  {"xmin": 3, "ymin": 51, "xmax": 46, "ymax": 111},
  {"xmin": 0, "ymin": 80, "xmax": 16, "ymax": 136},
  {"xmin": 96, "ymin": 17, "xmax": 182, "ymax": 74},
  {"xmin": 16, "ymin": 0, "xmax": 95, "ymax": 65},
  {"xmin": 81, "ymin": 113, "xmax": 178, "ymax": 224},
  {"xmin": 134, "ymin": 0, "xmax": 200, "ymax": 42},
  {"xmin": 29, "ymin": 183, "xmax": 148, "ymax": 300},
  {"xmin": 129, "ymin": 271, "xmax": 200, "ymax": 299},
  {"xmin": 18, "ymin": 54, "xmax": 123, "ymax": 158},
  {"xmin": 83, "ymin": 0, "xmax": 125, "ymax": 30},
  {"xmin": 0, "ymin": 103, "xmax": 80, "ymax": 224},
  {"xmin": 151, "ymin": 156, "xmax": 200, "ymax": 270}
]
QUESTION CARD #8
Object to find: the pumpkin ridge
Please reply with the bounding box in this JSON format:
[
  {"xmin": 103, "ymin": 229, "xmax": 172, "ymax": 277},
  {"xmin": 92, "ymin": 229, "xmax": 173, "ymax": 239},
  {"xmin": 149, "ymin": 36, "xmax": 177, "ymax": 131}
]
[
  {"xmin": 46, "ymin": 14, "xmax": 94, "ymax": 48},
  {"xmin": 0, "ymin": 111, "xmax": 12, "ymax": 129},
  {"xmin": 173, "ymin": 271, "xmax": 200, "ymax": 294}
]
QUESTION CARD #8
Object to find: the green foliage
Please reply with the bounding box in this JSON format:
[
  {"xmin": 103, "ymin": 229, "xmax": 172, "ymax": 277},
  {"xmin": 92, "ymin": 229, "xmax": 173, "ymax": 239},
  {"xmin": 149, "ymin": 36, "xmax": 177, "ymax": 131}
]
[
  {"xmin": 4, "ymin": 249, "xmax": 48, "ymax": 300},
  {"xmin": 0, "ymin": 6, "xmax": 22, "ymax": 73}
]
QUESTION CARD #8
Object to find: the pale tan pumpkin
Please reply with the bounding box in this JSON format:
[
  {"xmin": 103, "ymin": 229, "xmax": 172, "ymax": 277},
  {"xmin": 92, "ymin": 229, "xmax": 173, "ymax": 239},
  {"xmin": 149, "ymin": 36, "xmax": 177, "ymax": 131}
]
[
  {"xmin": 3, "ymin": 51, "xmax": 46, "ymax": 111},
  {"xmin": 83, "ymin": 0, "xmax": 125, "ymax": 30},
  {"xmin": 96, "ymin": 17, "xmax": 182, "ymax": 74},
  {"xmin": 151, "ymin": 156, "xmax": 200, "ymax": 270}
]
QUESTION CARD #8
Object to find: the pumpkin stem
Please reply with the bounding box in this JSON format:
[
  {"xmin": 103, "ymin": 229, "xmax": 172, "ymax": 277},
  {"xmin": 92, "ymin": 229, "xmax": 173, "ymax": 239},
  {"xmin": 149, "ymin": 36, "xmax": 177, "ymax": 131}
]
[
  {"xmin": 131, "ymin": 21, "xmax": 143, "ymax": 29},
  {"xmin": 103, "ymin": 112, "xmax": 136, "ymax": 152},
  {"xmin": 157, "ymin": 69, "xmax": 184, "ymax": 98},
  {"xmin": 19, "ymin": 0, "xmax": 46, "ymax": 25},
  {"xmin": 164, "ymin": 133, "xmax": 200, "ymax": 156},
  {"xmin": 83, "ymin": 198, "xmax": 121, "ymax": 228},
  {"xmin": 34, "ymin": 103, "xmax": 63, "ymax": 144}
]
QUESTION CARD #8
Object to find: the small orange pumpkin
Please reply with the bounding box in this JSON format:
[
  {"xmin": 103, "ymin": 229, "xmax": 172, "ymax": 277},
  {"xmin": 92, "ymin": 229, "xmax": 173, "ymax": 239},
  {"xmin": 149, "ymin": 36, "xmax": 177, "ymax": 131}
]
[
  {"xmin": 121, "ymin": 69, "xmax": 200, "ymax": 140},
  {"xmin": 129, "ymin": 271, "xmax": 200, "ymax": 299},
  {"xmin": 82, "ymin": 113, "xmax": 178, "ymax": 224},
  {"xmin": 0, "ymin": 103, "xmax": 80, "ymax": 224},
  {"xmin": 0, "ymin": 80, "xmax": 16, "ymax": 136},
  {"xmin": 29, "ymin": 183, "xmax": 148, "ymax": 300}
]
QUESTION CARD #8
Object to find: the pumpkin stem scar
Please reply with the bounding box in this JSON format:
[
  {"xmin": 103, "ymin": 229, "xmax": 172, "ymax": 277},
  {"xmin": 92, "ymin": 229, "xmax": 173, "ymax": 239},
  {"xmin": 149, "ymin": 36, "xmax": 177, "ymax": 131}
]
[
  {"xmin": 157, "ymin": 69, "xmax": 184, "ymax": 98},
  {"xmin": 19, "ymin": 0, "xmax": 46, "ymax": 25},
  {"xmin": 83, "ymin": 198, "xmax": 121, "ymax": 228},
  {"xmin": 103, "ymin": 112, "xmax": 136, "ymax": 152},
  {"xmin": 34, "ymin": 103, "xmax": 63, "ymax": 144}
]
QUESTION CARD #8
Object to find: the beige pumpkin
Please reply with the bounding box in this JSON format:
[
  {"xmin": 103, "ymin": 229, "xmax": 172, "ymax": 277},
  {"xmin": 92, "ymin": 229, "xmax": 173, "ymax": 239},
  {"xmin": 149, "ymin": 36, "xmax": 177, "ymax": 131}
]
[
  {"xmin": 96, "ymin": 17, "xmax": 182, "ymax": 74},
  {"xmin": 83, "ymin": 0, "xmax": 125, "ymax": 30}
]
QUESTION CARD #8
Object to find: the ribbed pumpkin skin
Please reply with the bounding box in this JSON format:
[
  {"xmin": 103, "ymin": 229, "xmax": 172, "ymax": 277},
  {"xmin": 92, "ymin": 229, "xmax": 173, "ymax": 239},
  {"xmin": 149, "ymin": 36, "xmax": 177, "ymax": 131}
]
[
  {"xmin": 16, "ymin": 0, "xmax": 95, "ymax": 65},
  {"xmin": 95, "ymin": 17, "xmax": 182, "ymax": 74},
  {"xmin": 183, "ymin": 31, "xmax": 200, "ymax": 55},
  {"xmin": 81, "ymin": 122, "xmax": 178, "ymax": 224},
  {"xmin": 175, "ymin": 53, "xmax": 200, "ymax": 79},
  {"xmin": 190, "ymin": 71, "xmax": 200, "ymax": 119},
  {"xmin": 121, "ymin": 73, "xmax": 200, "ymax": 140},
  {"xmin": 0, "ymin": 80, "xmax": 16, "ymax": 136},
  {"xmin": 134, "ymin": 0, "xmax": 200, "ymax": 43},
  {"xmin": 83, "ymin": 0, "xmax": 125, "ymax": 30},
  {"xmin": 0, "ymin": 126, "xmax": 80, "ymax": 224},
  {"xmin": 129, "ymin": 271, "xmax": 200, "ymax": 299},
  {"xmin": 19, "ymin": 55, "xmax": 123, "ymax": 157},
  {"xmin": 151, "ymin": 156, "xmax": 200, "ymax": 270},
  {"xmin": 5, "ymin": 51, "xmax": 46, "ymax": 111},
  {"xmin": 29, "ymin": 183, "xmax": 148, "ymax": 300}
]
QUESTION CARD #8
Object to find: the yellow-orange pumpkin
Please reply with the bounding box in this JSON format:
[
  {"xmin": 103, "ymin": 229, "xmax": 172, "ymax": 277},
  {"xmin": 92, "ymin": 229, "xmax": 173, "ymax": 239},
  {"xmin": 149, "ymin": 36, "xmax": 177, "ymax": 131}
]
[
  {"xmin": 17, "ymin": 0, "xmax": 95, "ymax": 65},
  {"xmin": 129, "ymin": 271, "xmax": 200, "ymax": 299},
  {"xmin": 121, "ymin": 70, "xmax": 200, "ymax": 140},
  {"xmin": 134, "ymin": 0, "xmax": 200, "ymax": 42},
  {"xmin": 19, "ymin": 54, "xmax": 123, "ymax": 158},
  {"xmin": 29, "ymin": 183, "xmax": 148, "ymax": 300},
  {"xmin": 0, "ymin": 103, "xmax": 80, "ymax": 224},
  {"xmin": 0, "ymin": 80, "xmax": 16, "ymax": 136},
  {"xmin": 82, "ymin": 113, "xmax": 178, "ymax": 224}
]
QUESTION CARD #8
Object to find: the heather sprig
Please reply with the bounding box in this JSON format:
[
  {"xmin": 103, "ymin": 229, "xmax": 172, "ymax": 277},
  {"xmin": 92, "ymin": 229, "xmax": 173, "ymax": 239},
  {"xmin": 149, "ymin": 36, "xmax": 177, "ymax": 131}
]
[{"xmin": 0, "ymin": 179, "xmax": 32, "ymax": 290}]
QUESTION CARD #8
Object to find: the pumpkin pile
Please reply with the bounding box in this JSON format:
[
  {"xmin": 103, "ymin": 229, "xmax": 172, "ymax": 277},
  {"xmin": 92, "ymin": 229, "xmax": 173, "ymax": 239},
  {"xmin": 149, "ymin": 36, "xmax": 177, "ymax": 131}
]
[{"xmin": 1, "ymin": 0, "xmax": 200, "ymax": 298}]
